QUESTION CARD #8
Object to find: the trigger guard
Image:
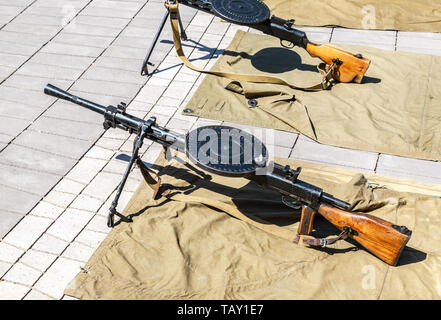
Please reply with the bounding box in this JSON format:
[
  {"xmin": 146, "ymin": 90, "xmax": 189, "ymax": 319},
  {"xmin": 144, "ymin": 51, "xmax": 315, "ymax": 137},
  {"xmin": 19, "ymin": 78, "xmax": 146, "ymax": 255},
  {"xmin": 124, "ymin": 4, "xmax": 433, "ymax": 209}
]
[{"xmin": 280, "ymin": 39, "xmax": 294, "ymax": 48}]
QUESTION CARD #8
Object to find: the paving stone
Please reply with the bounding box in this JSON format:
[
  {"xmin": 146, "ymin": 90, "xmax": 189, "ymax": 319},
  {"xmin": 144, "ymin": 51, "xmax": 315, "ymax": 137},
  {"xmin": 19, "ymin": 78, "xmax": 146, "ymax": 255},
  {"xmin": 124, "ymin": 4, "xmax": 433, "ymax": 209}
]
[
  {"xmin": 62, "ymin": 241, "xmax": 95, "ymax": 263},
  {"xmin": 74, "ymin": 14, "xmax": 130, "ymax": 29},
  {"xmin": 0, "ymin": 65, "xmax": 14, "ymax": 80},
  {"xmin": 30, "ymin": 201, "xmax": 65, "ymax": 220},
  {"xmin": 103, "ymin": 45, "xmax": 148, "ymax": 60},
  {"xmin": 82, "ymin": 65, "xmax": 145, "ymax": 85},
  {"xmin": 16, "ymin": 62, "xmax": 84, "ymax": 80},
  {"xmin": 3, "ymin": 215, "xmax": 53, "ymax": 250},
  {"xmin": 0, "ymin": 86, "xmax": 55, "ymax": 107},
  {"xmin": 397, "ymin": 32, "xmax": 441, "ymax": 56},
  {"xmin": 82, "ymin": 5, "xmax": 141, "ymax": 19},
  {"xmin": 75, "ymin": 229, "xmax": 107, "ymax": 249},
  {"xmin": 2, "ymin": 75, "xmax": 73, "ymax": 94},
  {"xmin": 134, "ymin": 84, "xmax": 167, "ymax": 104},
  {"xmin": 44, "ymin": 100, "xmax": 103, "ymax": 125},
  {"xmin": 71, "ymin": 78, "xmax": 141, "ymax": 99},
  {"xmin": 0, "ymin": 40, "xmax": 39, "ymax": 57},
  {"xmin": 0, "ymin": 242, "xmax": 24, "ymax": 264},
  {"xmin": 46, "ymin": 208, "xmax": 94, "ymax": 242},
  {"xmin": 0, "ymin": 185, "xmax": 40, "ymax": 216},
  {"xmin": 0, "ymin": 144, "xmax": 77, "ymax": 176},
  {"xmin": 2, "ymin": 23, "xmax": 60, "ymax": 36},
  {"xmin": 41, "ymin": 42, "xmax": 104, "ymax": 57},
  {"xmin": 24, "ymin": 5, "xmax": 81, "ymax": 17},
  {"xmin": 42, "ymin": 191, "xmax": 77, "ymax": 209},
  {"xmin": 0, "ymin": 100, "xmax": 43, "ymax": 122},
  {"xmin": 19, "ymin": 249, "xmax": 57, "ymax": 273},
  {"xmin": 2, "ymin": 262, "xmax": 42, "ymax": 286},
  {"xmin": 331, "ymin": 28, "xmax": 396, "ymax": 50},
  {"xmin": 65, "ymin": 157, "xmax": 107, "ymax": 184},
  {"xmin": 0, "ymin": 260, "xmax": 11, "ymax": 278},
  {"xmin": 0, "ymin": 116, "xmax": 31, "ymax": 137},
  {"xmin": 53, "ymin": 178, "xmax": 86, "ymax": 195},
  {"xmin": 0, "ymin": 132, "xmax": 12, "ymax": 144},
  {"xmin": 32, "ymin": 234, "xmax": 69, "ymax": 255},
  {"xmin": 12, "ymin": 13, "xmax": 65, "ymax": 26},
  {"xmin": 0, "ymin": 52, "xmax": 28, "ymax": 68},
  {"xmin": 0, "ymin": 163, "xmax": 61, "ymax": 197},
  {"xmin": 63, "ymin": 23, "xmax": 123, "ymax": 38},
  {"xmin": 82, "ymin": 171, "xmax": 123, "ymax": 201},
  {"xmin": 91, "ymin": 56, "xmax": 144, "ymax": 73},
  {"xmin": 70, "ymin": 194, "xmax": 103, "ymax": 213},
  {"xmin": 290, "ymin": 135, "xmax": 378, "ymax": 171},
  {"xmin": 0, "ymin": 211, "xmax": 25, "ymax": 239},
  {"xmin": 0, "ymin": 281, "xmax": 30, "ymax": 300},
  {"xmin": 13, "ymin": 130, "xmax": 93, "ymax": 160},
  {"xmin": 55, "ymin": 32, "xmax": 114, "ymax": 49},
  {"xmin": 30, "ymin": 52, "xmax": 95, "ymax": 70},
  {"xmin": 84, "ymin": 214, "xmax": 111, "ymax": 234},
  {"xmin": 24, "ymin": 290, "xmax": 55, "ymax": 300},
  {"xmin": 376, "ymin": 154, "xmax": 441, "ymax": 185},
  {"xmin": 84, "ymin": 145, "xmax": 115, "ymax": 160},
  {"xmin": 33, "ymin": 257, "xmax": 83, "ymax": 299},
  {"xmin": 0, "ymin": 30, "xmax": 51, "ymax": 47},
  {"xmin": 30, "ymin": 116, "xmax": 103, "ymax": 142}
]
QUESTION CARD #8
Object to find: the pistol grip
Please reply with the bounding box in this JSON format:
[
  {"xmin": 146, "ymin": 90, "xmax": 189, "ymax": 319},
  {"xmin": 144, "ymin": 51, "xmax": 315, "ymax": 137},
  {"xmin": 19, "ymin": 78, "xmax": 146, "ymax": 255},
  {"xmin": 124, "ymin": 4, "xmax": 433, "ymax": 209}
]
[{"xmin": 298, "ymin": 205, "xmax": 316, "ymax": 235}]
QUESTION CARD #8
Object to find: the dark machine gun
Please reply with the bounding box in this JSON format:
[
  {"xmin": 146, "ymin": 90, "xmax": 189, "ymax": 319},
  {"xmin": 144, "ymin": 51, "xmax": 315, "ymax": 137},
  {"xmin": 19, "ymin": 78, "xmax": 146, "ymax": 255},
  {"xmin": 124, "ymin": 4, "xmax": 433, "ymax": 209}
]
[
  {"xmin": 141, "ymin": 0, "xmax": 371, "ymax": 84},
  {"xmin": 43, "ymin": 84, "xmax": 411, "ymax": 266}
]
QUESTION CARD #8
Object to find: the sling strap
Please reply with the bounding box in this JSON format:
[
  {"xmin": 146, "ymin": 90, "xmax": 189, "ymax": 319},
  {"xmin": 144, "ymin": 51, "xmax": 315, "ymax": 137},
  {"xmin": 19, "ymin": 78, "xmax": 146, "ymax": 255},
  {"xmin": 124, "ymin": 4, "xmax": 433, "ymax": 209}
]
[{"xmin": 167, "ymin": 2, "xmax": 335, "ymax": 92}]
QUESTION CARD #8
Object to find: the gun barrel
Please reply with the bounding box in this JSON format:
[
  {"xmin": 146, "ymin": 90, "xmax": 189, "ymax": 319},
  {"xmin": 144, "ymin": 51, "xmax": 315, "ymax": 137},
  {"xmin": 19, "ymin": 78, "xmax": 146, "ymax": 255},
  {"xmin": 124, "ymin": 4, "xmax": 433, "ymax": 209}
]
[{"xmin": 44, "ymin": 84, "xmax": 107, "ymax": 116}]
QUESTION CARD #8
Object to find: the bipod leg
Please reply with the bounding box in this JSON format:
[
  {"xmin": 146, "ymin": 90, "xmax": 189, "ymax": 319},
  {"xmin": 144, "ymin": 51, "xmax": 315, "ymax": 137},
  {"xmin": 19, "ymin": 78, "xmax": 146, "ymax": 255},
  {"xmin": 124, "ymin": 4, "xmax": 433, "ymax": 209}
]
[
  {"xmin": 140, "ymin": 10, "xmax": 170, "ymax": 76},
  {"xmin": 107, "ymin": 128, "xmax": 148, "ymax": 227}
]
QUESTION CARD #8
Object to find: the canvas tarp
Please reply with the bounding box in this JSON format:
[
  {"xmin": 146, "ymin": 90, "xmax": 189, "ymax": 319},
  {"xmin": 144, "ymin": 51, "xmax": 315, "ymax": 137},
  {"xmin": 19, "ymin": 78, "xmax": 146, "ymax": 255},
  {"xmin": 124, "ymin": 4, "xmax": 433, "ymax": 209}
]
[
  {"xmin": 182, "ymin": 30, "xmax": 441, "ymax": 161},
  {"xmin": 263, "ymin": 0, "xmax": 441, "ymax": 32},
  {"xmin": 65, "ymin": 151, "xmax": 441, "ymax": 300}
]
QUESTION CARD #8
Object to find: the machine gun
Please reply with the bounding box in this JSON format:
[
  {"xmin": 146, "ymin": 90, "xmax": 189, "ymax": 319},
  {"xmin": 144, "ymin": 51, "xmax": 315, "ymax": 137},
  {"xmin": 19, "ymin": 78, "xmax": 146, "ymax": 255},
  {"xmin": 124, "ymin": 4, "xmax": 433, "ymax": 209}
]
[
  {"xmin": 141, "ymin": 0, "xmax": 371, "ymax": 86},
  {"xmin": 43, "ymin": 84, "xmax": 411, "ymax": 266}
]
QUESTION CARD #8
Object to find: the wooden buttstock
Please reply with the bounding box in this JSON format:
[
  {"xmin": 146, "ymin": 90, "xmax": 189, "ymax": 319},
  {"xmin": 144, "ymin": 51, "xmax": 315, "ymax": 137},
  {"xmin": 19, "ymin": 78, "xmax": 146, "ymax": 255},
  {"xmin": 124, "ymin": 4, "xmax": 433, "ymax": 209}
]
[
  {"xmin": 318, "ymin": 204, "xmax": 411, "ymax": 266},
  {"xmin": 305, "ymin": 43, "xmax": 371, "ymax": 84}
]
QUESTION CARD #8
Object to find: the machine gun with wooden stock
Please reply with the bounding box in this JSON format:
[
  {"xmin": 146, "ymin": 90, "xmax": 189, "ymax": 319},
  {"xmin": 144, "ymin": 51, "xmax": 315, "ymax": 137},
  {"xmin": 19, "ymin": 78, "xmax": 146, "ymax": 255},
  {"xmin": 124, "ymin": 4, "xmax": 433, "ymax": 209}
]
[
  {"xmin": 43, "ymin": 84, "xmax": 411, "ymax": 266},
  {"xmin": 141, "ymin": 0, "xmax": 371, "ymax": 87}
]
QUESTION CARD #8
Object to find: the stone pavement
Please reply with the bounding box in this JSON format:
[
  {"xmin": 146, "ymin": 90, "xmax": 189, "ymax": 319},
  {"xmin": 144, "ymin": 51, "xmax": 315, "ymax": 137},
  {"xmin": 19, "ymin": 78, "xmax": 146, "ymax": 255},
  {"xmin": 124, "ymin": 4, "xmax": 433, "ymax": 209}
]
[{"xmin": 1, "ymin": 0, "xmax": 441, "ymax": 300}]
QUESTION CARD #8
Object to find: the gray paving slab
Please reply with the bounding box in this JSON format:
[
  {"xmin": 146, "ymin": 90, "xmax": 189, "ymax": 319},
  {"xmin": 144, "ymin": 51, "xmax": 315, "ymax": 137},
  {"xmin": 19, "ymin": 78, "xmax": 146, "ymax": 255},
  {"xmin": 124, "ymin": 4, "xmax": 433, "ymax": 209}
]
[
  {"xmin": 0, "ymin": 144, "xmax": 77, "ymax": 176},
  {"xmin": 0, "ymin": 184, "xmax": 40, "ymax": 216},
  {"xmin": 0, "ymin": 162, "xmax": 61, "ymax": 197},
  {"xmin": 0, "ymin": 210, "xmax": 25, "ymax": 239},
  {"xmin": 54, "ymin": 32, "xmax": 115, "ymax": 49},
  {"xmin": 30, "ymin": 115, "xmax": 104, "ymax": 142},
  {"xmin": 376, "ymin": 154, "xmax": 441, "ymax": 185},
  {"xmin": 290, "ymin": 135, "xmax": 379, "ymax": 171},
  {"xmin": 0, "ymin": 99, "xmax": 44, "ymax": 121},
  {"xmin": 13, "ymin": 130, "xmax": 93, "ymax": 160},
  {"xmin": 40, "ymin": 42, "xmax": 105, "ymax": 57},
  {"xmin": 43, "ymin": 100, "xmax": 104, "ymax": 124},
  {"xmin": 0, "ymin": 116, "xmax": 31, "ymax": 138},
  {"xmin": 0, "ymin": 86, "xmax": 56, "ymax": 107},
  {"xmin": 2, "ymin": 75, "xmax": 73, "ymax": 93}
]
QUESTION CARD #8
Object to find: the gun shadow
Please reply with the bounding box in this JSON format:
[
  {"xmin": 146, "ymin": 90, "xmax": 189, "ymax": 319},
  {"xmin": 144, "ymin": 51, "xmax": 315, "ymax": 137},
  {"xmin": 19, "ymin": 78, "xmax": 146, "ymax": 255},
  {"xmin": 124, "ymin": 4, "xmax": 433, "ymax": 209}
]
[
  {"xmin": 152, "ymin": 39, "xmax": 319, "ymax": 75},
  {"xmin": 116, "ymin": 153, "xmax": 425, "ymax": 266}
]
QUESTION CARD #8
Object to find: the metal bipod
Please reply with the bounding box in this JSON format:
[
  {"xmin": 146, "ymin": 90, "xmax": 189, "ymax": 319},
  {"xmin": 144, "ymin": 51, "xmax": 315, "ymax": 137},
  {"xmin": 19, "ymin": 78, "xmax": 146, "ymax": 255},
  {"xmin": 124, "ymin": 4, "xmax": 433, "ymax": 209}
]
[
  {"xmin": 107, "ymin": 125, "xmax": 149, "ymax": 227},
  {"xmin": 140, "ymin": 2, "xmax": 187, "ymax": 76}
]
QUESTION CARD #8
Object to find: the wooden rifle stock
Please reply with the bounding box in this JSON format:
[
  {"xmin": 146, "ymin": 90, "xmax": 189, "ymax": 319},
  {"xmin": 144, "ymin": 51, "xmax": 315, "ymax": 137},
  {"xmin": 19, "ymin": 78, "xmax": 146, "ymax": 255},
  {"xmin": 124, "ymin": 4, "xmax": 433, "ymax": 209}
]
[
  {"xmin": 311, "ymin": 204, "xmax": 411, "ymax": 266},
  {"xmin": 305, "ymin": 43, "xmax": 371, "ymax": 83}
]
